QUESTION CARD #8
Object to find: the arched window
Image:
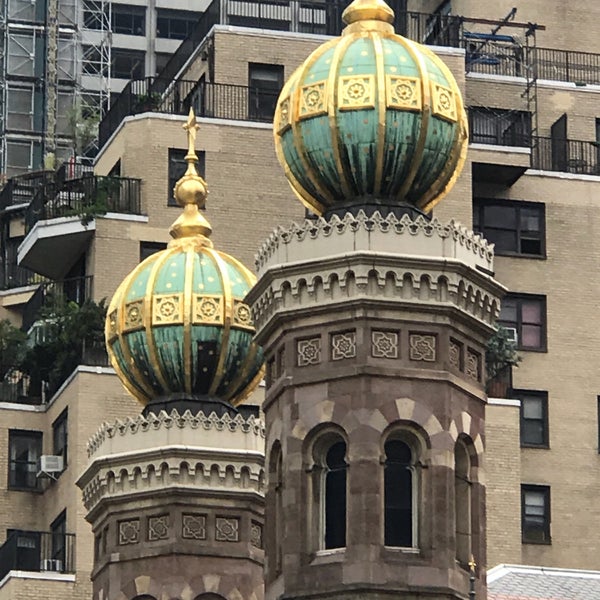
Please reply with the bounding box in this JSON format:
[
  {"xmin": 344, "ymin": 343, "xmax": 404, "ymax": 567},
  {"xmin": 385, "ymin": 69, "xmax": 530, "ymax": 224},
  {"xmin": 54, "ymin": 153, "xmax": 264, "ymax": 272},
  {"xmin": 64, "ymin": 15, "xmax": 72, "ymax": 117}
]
[
  {"xmin": 269, "ymin": 442, "xmax": 283, "ymax": 575},
  {"xmin": 384, "ymin": 438, "xmax": 416, "ymax": 547},
  {"xmin": 323, "ymin": 440, "xmax": 347, "ymax": 549},
  {"xmin": 193, "ymin": 594, "xmax": 227, "ymax": 600},
  {"xmin": 454, "ymin": 439, "xmax": 472, "ymax": 565}
]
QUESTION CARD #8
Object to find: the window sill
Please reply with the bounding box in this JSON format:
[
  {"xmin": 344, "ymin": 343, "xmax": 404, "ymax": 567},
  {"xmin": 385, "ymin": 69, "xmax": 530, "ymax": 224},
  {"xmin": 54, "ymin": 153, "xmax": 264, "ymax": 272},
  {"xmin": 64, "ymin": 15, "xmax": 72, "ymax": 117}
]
[
  {"xmin": 311, "ymin": 548, "xmax": 345, "ymax": 565},
  {"xmin": 521, "ymin": 443, "xmax": 550, "ymax": 449},
  {"xmin": 8, "ymin": 486, "xmax": 43, "ymax": 493},
  {"xmin": 522, "ymin": 539, "xmax": 552, "ymax": 545},
  {"xmin": 495, "ymin": 252, "xmax": 547, "ymax": 260},
  {"xmin": 384, "ymin": 546, "xmax": 420, "ymax": 554}
]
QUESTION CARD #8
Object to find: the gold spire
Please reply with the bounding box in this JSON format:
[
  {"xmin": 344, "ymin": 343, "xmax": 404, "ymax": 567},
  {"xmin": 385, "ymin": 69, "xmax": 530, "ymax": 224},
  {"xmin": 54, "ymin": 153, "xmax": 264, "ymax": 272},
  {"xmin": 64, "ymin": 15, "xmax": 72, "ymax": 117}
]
[
  {"xmin": 169, "ymin": 108, "xmax": 213, "ymax": 246},
  {"xmin": 342, "ymin": 0, "xmax": 395, "ymax": 34}
]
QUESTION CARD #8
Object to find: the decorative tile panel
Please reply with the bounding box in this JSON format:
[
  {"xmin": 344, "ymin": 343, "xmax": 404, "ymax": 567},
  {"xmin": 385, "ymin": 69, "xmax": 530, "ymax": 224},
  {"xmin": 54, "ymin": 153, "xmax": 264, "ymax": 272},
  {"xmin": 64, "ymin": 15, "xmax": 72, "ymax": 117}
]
[
  {"xmin": 107, "ymin": 310, "xmax": 118, "ymax": 341},
  {"xmin": 182, "ymin": 514, "xmax": 207, "ymax": 540},
  {"xmin": 118, "ymin": 519, "xmax": 140, "ymax": 545},
  {"xmin": 371, "ymin": 330, "xmax": 399, "ymax": 359},
  {"xmin": 386, "ymin": 75, "xmax": 421, "ymax": 111},
  {"xmin": 338, "ymin": 75, "xmax": 376, "ymax": 110},
  {"xmin": 233, "ymin": 300, "xmax": 254, "ymax": 331},
  {"xmin": 250, "ymin": 521, "xmax": 263, "ymax": 549},
  {"xmin": 466, "ymin": 348, "xmax": 482, "ymax": 381},
  {"xmin": 123, "ymin": 300, "xmax": 144, "ymax": 332},
  {"xmin": 215, "ymin": 517, "xmax": 239, "ymax": 542},
  {"xmin": 297, "ymin": 337, "xmax": 321, "ymax": 366},
  {"xmin": 431, "ymin": 82, "xmax": 457, "ymax": 123},
  {"xmin": 277, "ymin": 96, "xmax": 292, "ymax": 134},
  {"xmin": 194, "ymin": 295, "xmax": 223, "ymax": 325},
  {"xmin": 152, "ymin": 294, "xmax": 184, "ymax": 325},
  {"xmin": 331, "ymin": 331, "xmax": 357, "ymax": 360},
  {"xmin": 449, "ymin": 338, "xmax": 463, "ymax": 371},
  {"xmin": 148, "ymin": 515, "xmax": 169, "ymax": 541},
  {"xmin": 409, "ymin": 334, "xmax": 437, "ymax": 362},
  {"xmin": 298, "ymin": 81, "xmax": 327, "ymax": 119}
]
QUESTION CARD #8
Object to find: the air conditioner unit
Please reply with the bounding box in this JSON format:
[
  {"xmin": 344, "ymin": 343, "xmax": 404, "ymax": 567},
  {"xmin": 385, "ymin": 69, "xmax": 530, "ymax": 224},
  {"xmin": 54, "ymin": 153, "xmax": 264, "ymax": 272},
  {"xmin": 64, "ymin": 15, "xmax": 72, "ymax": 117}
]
[
  {"xmin": 38, "ymin": 455, "xmax": 64, "ymax": 474},
  {"xmin": 41, "ymin": 559, "xmax": 63, "ymax": 572},
  {"xmin": 505, "ymin": 327, "xmax": 518, "ymax": 343}
]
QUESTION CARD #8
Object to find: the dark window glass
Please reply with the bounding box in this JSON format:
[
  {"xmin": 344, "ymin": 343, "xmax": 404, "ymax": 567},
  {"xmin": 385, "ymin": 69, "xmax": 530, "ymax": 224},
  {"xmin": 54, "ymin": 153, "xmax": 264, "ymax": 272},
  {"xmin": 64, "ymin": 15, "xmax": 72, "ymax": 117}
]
[
  {"xmin": 454, "ymin": 441, "xmax": 471, "ymax": 564},
  {"xmin": 140, "ymin": 242, "xmax": 167, "ymax": 262},
  {"xmin": 155, "ymin": 52, "xmax": 171, "ymax": 75},
  {"xmin": 52, "ymin": 408, "xmax": 68, "ymax": 466},
  {"xmin": 112, "ymin": 4, "xmax": 145, "ymax": 35},
  {"xmin": 324, "ymin": 441, "xmax": 347, "ymax": 549},
  {"xmin": 498, "ymin": 294, "xmax": 546, "ymax": 351},
  {"xmin": 469, "ymin": 107, "xmax": 531, "ymax": 147},
  {"xmin": 522, "ymin": 485, "xmax": 551, "ymax": 544},
  {"xmin": 384, "ymin": 439, "xmax": 413, "ymax": 547},
  {"xmin": 50, "ymin": 510, "xmax": 67, "ymax": 566},
  {"xmin": 517, "ymin": 391, "xmax": 549, "ymax": 447},
  {"xmin": 473, "ymin": 199, "xmax": 544, "ymax": 257},
  {"xmin": 111, "ymin": 49, "xmax": 145, "ymax": 79},
  {"xmin": 248, "ymin": 63, "xmax": 284, "ymax": 120},
  {"xmin": 8, "ymin": 430, "xmax": 42, "ymax": 490},
  {"xmin": 156, "ymin": 9, "xmax": 200, "ymax": 40},
  {"xmin": 168, "ymin": 148, "xmax": 205, "ymax": 206}
]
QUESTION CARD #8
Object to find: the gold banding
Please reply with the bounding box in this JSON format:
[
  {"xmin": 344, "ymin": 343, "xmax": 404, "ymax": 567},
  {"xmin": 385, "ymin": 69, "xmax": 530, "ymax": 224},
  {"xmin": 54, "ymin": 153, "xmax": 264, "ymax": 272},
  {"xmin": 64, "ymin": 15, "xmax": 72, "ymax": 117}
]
[
  {"xmin": 372, "ymin": 32, "xmax": 386, "ymax": 195},
  {"xmin": 298, "ymin": 81, "xmax": 328, "ymax": 120},
  {"xmin": 431, "ymin": 81, "xmax": 458, "ymax": 123},
  {"xmin": 386, "ymin": 74, "xmax": 422, "ymax": 111},
  {"xmin": 152, "ymin": 294, "xmax": 184, "ymax": 326},
  {"xmin": 193, "ymin": 294, "xmax": 224, "ymax": 325},
  {"xmin": 338, "ymin": 74, "xmax": 376, "ymax": 110},
  {"xmin": 277, "ymin": 96, "xmax": 292, "ymax": 135},
  {"xmin": 107, "ymin": 309, "xmax": 119, "ymax": 342}
]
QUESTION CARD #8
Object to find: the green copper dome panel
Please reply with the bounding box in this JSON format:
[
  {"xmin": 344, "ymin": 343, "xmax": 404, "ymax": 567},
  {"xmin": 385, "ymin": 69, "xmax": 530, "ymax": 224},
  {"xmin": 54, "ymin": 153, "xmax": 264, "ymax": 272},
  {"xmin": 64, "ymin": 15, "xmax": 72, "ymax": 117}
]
[
  {"xmin": 154, "ymin": 251, "xmax": 186, "ymax": 294},
  {"xmin": 127, "ymin": 260, "xmax": 155, "ymax": 301},
  {"xmin": 195, "ymin": 252, "xmax": 223, "ymax": 294},
  {"xmin": 124, "ymin": 330, "xmax": 165, "ymax": 393},
  {"xmin": 153, "ymin": 326, "xmax": 186, "ymax": 391}
]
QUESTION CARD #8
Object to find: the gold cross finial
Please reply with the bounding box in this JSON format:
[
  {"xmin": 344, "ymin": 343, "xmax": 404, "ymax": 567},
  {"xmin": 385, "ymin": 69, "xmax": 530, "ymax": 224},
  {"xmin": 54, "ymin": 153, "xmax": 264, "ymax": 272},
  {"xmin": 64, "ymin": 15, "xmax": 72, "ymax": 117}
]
[
  {"xmin": 183, "ymin": 108, "xmax": 200, "ymax": 159},
  {"xmin": 469, "ymin": 555, "xmax": 477, "ymax": 573}
]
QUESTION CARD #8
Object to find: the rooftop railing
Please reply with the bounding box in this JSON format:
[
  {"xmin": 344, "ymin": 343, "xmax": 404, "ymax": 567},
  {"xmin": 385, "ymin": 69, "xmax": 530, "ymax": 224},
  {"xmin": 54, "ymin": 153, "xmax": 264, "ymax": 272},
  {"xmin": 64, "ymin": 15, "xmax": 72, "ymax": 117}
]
[
  {"xmin": 0, "ymin": 531, "xmax": 75, "ymax": 581},
  {"xmin": 532, "ymin": 136, "xmax": 600, "ymax": 176}
]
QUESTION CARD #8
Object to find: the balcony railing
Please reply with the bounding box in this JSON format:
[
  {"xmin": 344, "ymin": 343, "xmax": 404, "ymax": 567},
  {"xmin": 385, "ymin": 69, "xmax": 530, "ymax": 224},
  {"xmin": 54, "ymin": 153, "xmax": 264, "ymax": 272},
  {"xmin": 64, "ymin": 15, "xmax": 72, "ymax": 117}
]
[
  {"xmin": 0, "ymin": 264, "xmax": 45, "ymax": 291},
  {"xmin": 99, "ymin": 79, "xmax": 280, "ymax": 147},
  {"xmin": 0, "ymin": 531, "xmax": 75, "ymax": 581},
  {"xmin": 532, "ymin": 136, "xmax": 600, "ymax": 176},
  {"xmin": 535, "ymin": 47, "xmax": 600, "ymax": 85},
  {"xmin": 0, "ymin": 171, "xmax": 53, "ymax": 211},
  {"xmin": 468, "ymin": 108, "xmax": 531, "ymax": 148},
  {"xmin": 21, "ymin": 275, "xmax": 93, "ymax": 333},
  {"xmin": 24, "ymin": 174, "xmax": 142, "ymax": 233}
]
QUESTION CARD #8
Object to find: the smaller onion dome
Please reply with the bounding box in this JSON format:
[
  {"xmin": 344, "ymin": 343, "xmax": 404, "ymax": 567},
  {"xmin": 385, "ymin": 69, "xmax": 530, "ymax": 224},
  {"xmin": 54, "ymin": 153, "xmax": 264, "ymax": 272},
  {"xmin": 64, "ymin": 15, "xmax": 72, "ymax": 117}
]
[
  {"xmin": 273, "ymin": 0, "xmax": 468, "ymax": 217},
  {"xmin": 105, "ymin": 110, "xmax": 264, "ymax": 409}
]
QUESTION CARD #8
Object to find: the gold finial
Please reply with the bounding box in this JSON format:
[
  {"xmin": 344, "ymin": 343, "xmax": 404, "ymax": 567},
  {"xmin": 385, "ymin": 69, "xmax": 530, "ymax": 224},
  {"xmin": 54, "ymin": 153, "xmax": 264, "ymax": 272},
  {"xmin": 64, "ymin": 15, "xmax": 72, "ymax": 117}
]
[
  {"xmin": 342, "ymin": 0, "xmax": 395, "ymax": 33},
  {"xmin": 170, "ymin": 108, "xmax": 213, "ymax": 245},
  {"xmin": 469, "ymin": 555, "xmax": 477, "ymax": 573}
]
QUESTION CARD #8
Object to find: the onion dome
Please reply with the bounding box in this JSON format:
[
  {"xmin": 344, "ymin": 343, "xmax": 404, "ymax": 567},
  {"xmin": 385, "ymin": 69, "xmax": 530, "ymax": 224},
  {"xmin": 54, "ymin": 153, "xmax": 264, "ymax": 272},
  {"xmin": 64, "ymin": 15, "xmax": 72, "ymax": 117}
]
[
  {"xmin": 105, "ymin": 110, "xmax": 264, "ymax": 409},
  {"xmin": 273, "ymin": 0, "xmax": 468, "ymax": 216}
]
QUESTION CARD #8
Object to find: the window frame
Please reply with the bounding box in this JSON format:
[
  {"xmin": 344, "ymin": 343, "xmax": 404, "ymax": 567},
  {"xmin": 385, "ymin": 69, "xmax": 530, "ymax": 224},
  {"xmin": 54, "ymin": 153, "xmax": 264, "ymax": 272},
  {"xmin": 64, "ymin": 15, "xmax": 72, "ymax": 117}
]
[
  {"xmin": 521, "ymin": 484, "xmax": 551, "ymax": 545},
  {"xmin": 140, "ymin": 242, "xmax": 167, "ymax": 262},
  {"xmin": 8, "ymin": 429, "xmax": 43, "ymax": 491},
  {"xmin": 168, "ymin": 148, "xmax": 205, "ymax": 206},
  {"xmin": 248, "ymin": 63, "xmax": 284, "ymax": 121},
  {"xmin": 498, "ymin": 293, "xmax": 547, "ymax": 352},
  {"xmin": 111, "ymin": 48, "xmax": 145, "ymax": 80},
  {"xmin": 473, "ymin": 198, "xmax": 545, "ymax": 258},
  {"xmin": 156, "ymin": 8, "xmax": 199, "ymax": 40},
  {"xmin": 52, "ymin": 408, "xmax": 68, "ymax": 467},
  {"xmin": 516, "ymin": 390, "xmax": 549, "ymax": 448},
  {"xmin": 111, "ymin": 4, "xmax": 146, "ymax": 36},
  {"xmin": 50, "ymin": 510, "xmax": 67, "ymax": 565}
]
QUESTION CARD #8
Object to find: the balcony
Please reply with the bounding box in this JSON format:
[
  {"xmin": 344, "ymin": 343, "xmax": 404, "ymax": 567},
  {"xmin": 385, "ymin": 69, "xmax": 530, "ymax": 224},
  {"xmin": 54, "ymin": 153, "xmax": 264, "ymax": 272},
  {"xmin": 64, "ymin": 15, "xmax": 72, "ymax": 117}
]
[
  {"xmin": 532, "ymin": 136, "xmax": 600, "ymax": 176},
  {"xmin": 0, "ymin": 171, "xmax": 53, "ymax": 212},
  {"xmin": 18, "ymin": 175, "xmax": 141, "ymax": 279},
  {"xmin": 0, "ymin": 531, "xmax": 75, "ymax": 581}
]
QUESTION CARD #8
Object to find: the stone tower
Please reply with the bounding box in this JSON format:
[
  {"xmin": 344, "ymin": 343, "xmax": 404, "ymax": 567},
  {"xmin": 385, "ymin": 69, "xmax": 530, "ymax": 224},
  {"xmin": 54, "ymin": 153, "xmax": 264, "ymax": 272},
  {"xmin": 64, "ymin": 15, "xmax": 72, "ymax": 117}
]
[
  {"xmin": 78, "ymin": 110, "xmax": 266, "ymax": 600},
  {"xmin": 248, "ymin": 1, "xmax": 505, "ymax": 598}
]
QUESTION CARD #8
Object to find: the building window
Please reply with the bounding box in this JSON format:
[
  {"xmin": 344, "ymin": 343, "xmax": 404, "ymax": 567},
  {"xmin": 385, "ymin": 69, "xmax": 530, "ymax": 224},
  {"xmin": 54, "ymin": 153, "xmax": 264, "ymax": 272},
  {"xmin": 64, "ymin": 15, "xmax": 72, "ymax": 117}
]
[
  {"xmin": 52, "ymin": 408, "xmax": 68, "ymax": 467},
  {"xmin": 8, "ymin": 430, "xmax": 42, "ymax": 490},
  {"xmin": 468, "ymin": 107, "xmax": 531, "ymax": 147},
  {"xmin": 50, "ymin": 510, "xmax": 67, "ymax": 567},
  {"xmin": 156, "ymin": 9, "xmax": 199, "ymax": 40},
  {"xmin": 112, "ymin": 4, "xmax": 145, "ymax": 36},
  {"xmin": 268, "ymin": 442, "xmax": 283, "ymax": 575},
  {"xmin": 384, "ymin": 438, "xmax": 417, "ymax": 547},
  {"xmin": 140, "ymin": 242, "xmax": 167, "ymax": 262},
  {"xmin": 248, "ymin": 63, "xmax": 284, "ymax": 120},
  {"xmin": 521, "ymin": 485, "xmax": 551, "ymax": 544},
  {"xmin": 322, "ymin": 440, "xmax": 347, "ymax": 549},
  {"xmin": 454, "ymin": 440, "xmax": 472, "ymax": 565},
  {"xmin": 498, "ymin": 294, "xmax": 546, "ymax": 351},
  {"xmin": 473, "ymin": 199, "xmax": 544, "ymax": 257},
  {"xmin": 111, "ymin": 49, "xmax": 145, "ymax": 80},
  {"xmin": 155, "ymin": 52, "xmax": 171, "ymax": 76},
  {"xmin": 517, "ymin": 391, "xmax": 549, "ymax": 448},
  {"xmin": 168, "ymin": 148, "xmax": 205, "ymax": 206}
]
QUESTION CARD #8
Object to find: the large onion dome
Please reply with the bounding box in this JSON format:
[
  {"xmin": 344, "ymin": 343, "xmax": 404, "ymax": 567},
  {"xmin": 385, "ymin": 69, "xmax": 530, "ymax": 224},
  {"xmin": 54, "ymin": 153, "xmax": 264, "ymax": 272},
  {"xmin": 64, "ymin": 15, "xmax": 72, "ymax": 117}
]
[
  {"xmin": 274, "ymin": 0, "xmax": 468, "ymax": 216},
  {"xmin": 105, "ymin": 110, "xmax": 264, "ymax": 409}
]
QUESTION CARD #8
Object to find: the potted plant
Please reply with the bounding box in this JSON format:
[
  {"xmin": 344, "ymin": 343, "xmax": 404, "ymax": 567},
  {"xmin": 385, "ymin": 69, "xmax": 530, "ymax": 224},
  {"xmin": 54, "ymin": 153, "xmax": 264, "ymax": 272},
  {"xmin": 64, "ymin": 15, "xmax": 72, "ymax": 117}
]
[{"xmin": 485, "ymin": 326, "xmax": 521, "ymax": 397}]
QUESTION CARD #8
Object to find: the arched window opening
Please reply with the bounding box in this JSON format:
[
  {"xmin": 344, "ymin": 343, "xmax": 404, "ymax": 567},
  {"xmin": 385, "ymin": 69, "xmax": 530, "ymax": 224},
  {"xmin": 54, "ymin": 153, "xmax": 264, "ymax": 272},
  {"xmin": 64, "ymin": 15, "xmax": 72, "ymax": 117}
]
[
  {"xmin": 323, "ymin": 440, "xmax": 347, "ymax": 549},
  {"xmin": 384, "ymin": 439, "xmax": 415, "ymax": 547},
  {"xmin": 455, "ymin": 440, "xmax": 472, "ymax": 565}
]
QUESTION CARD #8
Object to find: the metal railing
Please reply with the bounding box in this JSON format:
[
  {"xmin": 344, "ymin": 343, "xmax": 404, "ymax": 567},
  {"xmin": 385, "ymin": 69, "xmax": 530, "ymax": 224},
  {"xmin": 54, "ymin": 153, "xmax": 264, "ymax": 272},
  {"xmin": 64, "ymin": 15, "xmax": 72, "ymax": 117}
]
[
  {"xmin": 532, "ymin": 136, "xmax": 600, "ymax": 176},
  {"xmin": 0, "ymin": 531, "xmax": 75, "ymax": 581},
  {"xmin": 24, "ymin": 175, "xmax": 142, "ymax": 233},
  {"xmin": 468, "ymin": 108, "xmax": 531, "ymax": 148},
  {"xmin": 0, "ymin": 264, "xmax": 45, "ymax": 291},
  {"xmin": 0, "ymin": 171, "xmax": 53, "ymax": 211},
  {"xmin": 535, "ymin": 47, "xmax": 600, "ymax": 85},
  {"xmin": 22, "ymin": 275, "xmax": 93, "ymax": 333}
]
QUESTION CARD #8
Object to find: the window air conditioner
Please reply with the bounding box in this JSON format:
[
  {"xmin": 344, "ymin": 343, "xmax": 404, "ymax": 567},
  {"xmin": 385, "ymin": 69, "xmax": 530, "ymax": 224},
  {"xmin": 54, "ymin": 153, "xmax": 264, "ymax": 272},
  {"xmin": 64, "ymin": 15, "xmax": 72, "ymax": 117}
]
[
  {"xmin": 505, "ymin": 327, "xmax": 518, "ymax": 343},
  {"xmin": 38, "ymin": 455, "xmax": 64, "ymax": 474},
  {"xmin": 41, "ymin": 559, "xmax": 63, "ymax": 572}
]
